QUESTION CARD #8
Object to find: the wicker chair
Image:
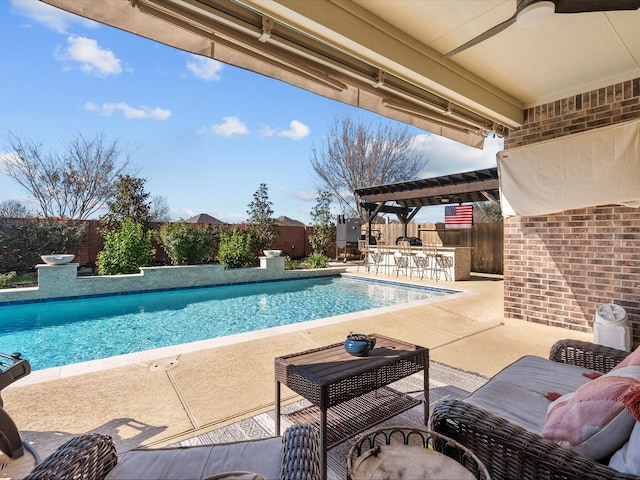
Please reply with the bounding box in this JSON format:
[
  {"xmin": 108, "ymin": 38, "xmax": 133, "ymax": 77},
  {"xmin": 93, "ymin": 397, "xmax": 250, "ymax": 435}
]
[
  {"xmin": 431, "ymin": 339, "xmax": 639, "ymax": 480},
  {"xmin": 25, "ymin": 423, "xmax": 320, "ymax": 480}
]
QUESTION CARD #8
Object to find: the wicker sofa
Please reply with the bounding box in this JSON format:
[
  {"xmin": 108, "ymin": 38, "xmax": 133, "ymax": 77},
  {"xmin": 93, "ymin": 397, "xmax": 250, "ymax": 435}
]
[
  {"xmin": 24, "ymin": 423, "xmax": 320, "ymax": 480},
  {"xmin": 432, "ymin": 339, "xmax": 640, "ymax": 480}
]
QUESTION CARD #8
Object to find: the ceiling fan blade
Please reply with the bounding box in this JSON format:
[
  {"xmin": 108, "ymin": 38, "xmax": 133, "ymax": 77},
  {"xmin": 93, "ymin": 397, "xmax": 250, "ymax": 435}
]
[
  {"xmin": 554, "ymin": 0, "xmax": 640, "ymax": 13},
  {"xmin": 443, "ymin": 14, "xmax": 517, "ymax": 58}
]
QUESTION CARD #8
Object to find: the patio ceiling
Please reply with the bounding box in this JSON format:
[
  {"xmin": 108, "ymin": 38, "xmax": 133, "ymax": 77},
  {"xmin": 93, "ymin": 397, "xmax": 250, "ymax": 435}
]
[{"xmin": 41, "ymin": 0, "xmax": 640, "ymax": 150}]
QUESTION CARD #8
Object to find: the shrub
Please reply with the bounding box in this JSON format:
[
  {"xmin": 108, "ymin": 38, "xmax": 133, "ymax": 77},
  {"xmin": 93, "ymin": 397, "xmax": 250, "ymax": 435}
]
[
  {"xmin": 303, "ymin": 253, "xmax": 331, "ymax": 269},
  {"xmin": 97, "ymin": 218, "xmax": 155, "ymax": 275},
  {"xmin": 0, "ymin": 271, "xmax": 17, "ymax": 288},
  {"xmin": 284, "ymin": 256, "xmax": 304, "ymax": 270},
  {"xmin": 0, "ymin": 218, "xmax": 85, "ymax": 272},
  {"xmin": 158, "ymin": 223, "xmax": 214, "ymax": 265},
  {"xmin": 218, "ymin": 227, "xmax": 256, "ymax": 269}
]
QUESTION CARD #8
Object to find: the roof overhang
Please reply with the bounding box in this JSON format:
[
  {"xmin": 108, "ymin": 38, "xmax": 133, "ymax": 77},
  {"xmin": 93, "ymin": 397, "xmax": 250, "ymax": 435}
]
[{"xmin": 40, "ymin": 0, "xmax": 522, "ymax": 149}]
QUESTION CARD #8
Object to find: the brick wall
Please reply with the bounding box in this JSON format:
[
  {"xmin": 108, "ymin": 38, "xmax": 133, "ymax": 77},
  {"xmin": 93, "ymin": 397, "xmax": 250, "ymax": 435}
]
[
  {"xmin": 503, "ymin": 78, "xmax": 640, "ymax": 348},
  {"xmin": 505, "ymin": 78, "xmax": 640, "ymax": 149}
]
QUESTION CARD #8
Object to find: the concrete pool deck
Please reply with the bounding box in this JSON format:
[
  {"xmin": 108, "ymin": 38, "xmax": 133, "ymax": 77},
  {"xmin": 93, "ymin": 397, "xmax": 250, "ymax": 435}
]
[{"xmin": 1, "ymin": 269, "xmax": 594, "ymax": 478}]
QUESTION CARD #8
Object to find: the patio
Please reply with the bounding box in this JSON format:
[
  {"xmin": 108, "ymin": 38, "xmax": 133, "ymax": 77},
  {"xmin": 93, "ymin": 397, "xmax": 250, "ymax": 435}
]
[{"xmin": 1, "ymin": 270, "xmax": 595, "ymax": 479}]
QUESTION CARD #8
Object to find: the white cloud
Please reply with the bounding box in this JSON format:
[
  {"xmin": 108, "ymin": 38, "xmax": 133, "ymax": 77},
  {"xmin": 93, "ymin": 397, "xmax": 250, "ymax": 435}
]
[
  {"xmin": 186, "ymin": 55, "xmax": 223, "ymax": 81},
  {"xmin": 259, "ymin": 125, "xmax": 277, "ymax": 137},
  {"xmin": 261, "ymin": 120, "xmax": 310, "ymax": 140},
  {"xmin": 209, "ymin": 117, "xmax": 248, "ymax": 137},
  {"xmin": 85, "ymin": 102, "xmax": 171, "ymax": 120},
  {"xmin": 56, "ymin": 36, "xmax": 122, "ymax": 77},
  {"xmin": 278, "ymin": 120, "xmax": 310, "ymax": 140},
  {"xmin": 215, "ymin": 211, "xmax": 245, "ymax": 223},
  {"xmin": 292, "ymin": 190, "xmax": 317, "ymax": 201},
  {"xmin": 10, "ymin": 0, "xmax": 97, "ymax": 34},
  {"xmin": 0, "ymin": 152, "xmax": 18, "ymax": 175},
  {"xmin": 412, "ymin": 133, "xmax": 503, "ymax": 178}
]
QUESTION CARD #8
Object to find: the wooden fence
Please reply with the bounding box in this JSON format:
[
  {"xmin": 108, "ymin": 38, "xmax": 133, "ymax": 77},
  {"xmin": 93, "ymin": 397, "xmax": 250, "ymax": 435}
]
[{"xmin": 1, "ymin": 218, "xmax": 503, "ymax": 274}]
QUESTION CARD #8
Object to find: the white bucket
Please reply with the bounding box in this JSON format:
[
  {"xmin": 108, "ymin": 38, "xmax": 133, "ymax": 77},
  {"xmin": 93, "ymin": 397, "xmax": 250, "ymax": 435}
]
[{"xmin": 594, "ymin": 304, "xmax": 631, "ymax": 352}]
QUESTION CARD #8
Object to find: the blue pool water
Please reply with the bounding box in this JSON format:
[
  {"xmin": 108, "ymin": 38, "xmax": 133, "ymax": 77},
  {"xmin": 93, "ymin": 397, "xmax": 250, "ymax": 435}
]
[{"xmin": 0, "ymin": 276, "xmax": 452, "ymax": 371}]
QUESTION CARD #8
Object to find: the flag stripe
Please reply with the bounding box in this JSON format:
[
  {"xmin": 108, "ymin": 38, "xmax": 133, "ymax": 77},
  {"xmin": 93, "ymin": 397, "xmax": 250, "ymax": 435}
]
[{"xmin": 445, "ymin": 204, "xmax": 473, "ymax": 227}]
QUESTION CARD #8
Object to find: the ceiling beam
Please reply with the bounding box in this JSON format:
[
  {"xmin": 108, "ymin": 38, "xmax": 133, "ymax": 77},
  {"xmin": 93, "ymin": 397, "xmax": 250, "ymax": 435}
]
[{"xmin": 358, "ymin": 178, "xmax": 499, "ymax": 203}]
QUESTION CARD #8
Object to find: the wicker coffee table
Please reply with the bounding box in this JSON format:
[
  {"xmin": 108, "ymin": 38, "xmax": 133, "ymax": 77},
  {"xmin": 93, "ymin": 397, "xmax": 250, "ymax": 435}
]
[
  {"xmin": 274, "ymin": 334, "xmax": 428, "ymax": 480},
  {"xmin": 347, "ymin": 427, "xmax": 491, "ymax": 480}
]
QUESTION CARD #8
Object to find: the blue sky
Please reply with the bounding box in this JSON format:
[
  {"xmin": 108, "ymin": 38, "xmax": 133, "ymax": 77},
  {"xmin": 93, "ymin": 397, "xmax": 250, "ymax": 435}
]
[{"xmin": 0, "ymin": 0, "xmax": 502, "ymax": 225}]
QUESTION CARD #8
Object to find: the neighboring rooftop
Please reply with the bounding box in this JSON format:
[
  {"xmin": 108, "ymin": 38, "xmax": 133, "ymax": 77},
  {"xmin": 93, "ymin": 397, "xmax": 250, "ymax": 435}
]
[
  {"xmin": 276, "ymin": 215, "xmax": 306, "ymax": 226},
  {"xmin": 184, "ymin": 213, "xmax": 223, "ymax": 224}
]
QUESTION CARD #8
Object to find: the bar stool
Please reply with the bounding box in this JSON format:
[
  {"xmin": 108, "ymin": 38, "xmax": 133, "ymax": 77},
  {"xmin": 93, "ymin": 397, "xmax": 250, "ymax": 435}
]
[
  {"xmin": 392, "ymin": 251, "xmax": 409, "ymax": 276},
  {"xmin": 426, "ymin": 243, "xmax": 452, "ymax": 281},
  {"xmin": 369, "ymin": 240, "xmax": 387, "ymax": 275},
  {"xmin": 397, "ymin": 240, "xmax": 416, "ymax": 277},
  {"xmin": 376, "ymin": 241, "xmax": 391, "ymax": 275},
  {"xmin": 412, "ymin": 253, "xmax": 430, "ymax": 279},
  {"xmin": 434, "ymin": 253, "xmax": 453, "ymax": 281},
  {"xmin": 356, "ymin": 239, "xmax": 369, "ymax": 272}
]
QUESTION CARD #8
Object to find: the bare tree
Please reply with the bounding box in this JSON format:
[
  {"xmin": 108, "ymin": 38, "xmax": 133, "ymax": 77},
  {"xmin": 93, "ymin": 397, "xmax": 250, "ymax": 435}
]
[
  {"xmin": 0, "ymin": 200, "xmax": 34, "ymax": 218},
  {"xmin": 150, "ymin": 195, "xmax": 172, "ymax": 222},
  {"xmin": 473, "ymin": 201, "xmax": 503, "ymax": 223},
  {"xmin": 311, "ymin": 117, "xmax": 428, "ymax": 219},
  {"xmin": 3, "ymin": 131, "xmax": 133, "ymax": 219}
]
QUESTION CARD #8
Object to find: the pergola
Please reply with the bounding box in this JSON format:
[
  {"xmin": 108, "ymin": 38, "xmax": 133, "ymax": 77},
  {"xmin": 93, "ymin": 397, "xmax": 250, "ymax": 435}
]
[{"xmin": 355, "ymin": 167, "xmax": 499, "ymax": 239}]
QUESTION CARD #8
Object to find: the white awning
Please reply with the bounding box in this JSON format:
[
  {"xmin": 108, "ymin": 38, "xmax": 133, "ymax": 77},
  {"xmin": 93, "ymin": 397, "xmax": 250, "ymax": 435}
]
[{"xmin": 498, "ymin": 119, "xmax": 640, "ymax": 217}]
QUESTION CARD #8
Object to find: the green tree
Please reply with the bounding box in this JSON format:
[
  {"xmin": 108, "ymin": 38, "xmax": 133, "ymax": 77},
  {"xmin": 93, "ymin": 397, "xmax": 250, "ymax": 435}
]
[
  {"xmin": 97, "ymin": 218, "xmax": 155, "ymax": 275},
  {"xmin": 100, "ymin": 175, "xmax": 152, "ymax": 234},
  {"xmin": 311, "ymin": 117, "xmax": 428, "ymax": 219},
  {"xmin": 246, "ymin": 183, "xmax": 278, "ymax": 254},
  {"xmin": 218, "ymin": 226, "xmax": 255, "ymax": 269},
  {"xmin": 159, "ymin": 223, "xmax": 214, "ymax": 265},
  {"xmin": 3, "ymin": 131, "xmax": 133, "ymax": 219},
  {"xmin": 308, "ymin": 190, "xmax": 335, "ymax": 255}
]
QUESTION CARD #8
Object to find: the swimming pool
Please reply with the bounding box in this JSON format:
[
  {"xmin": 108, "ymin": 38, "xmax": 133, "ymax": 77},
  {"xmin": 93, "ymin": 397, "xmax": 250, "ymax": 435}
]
[{"xmin": 0, "ymin": 276, "xmax": 454, "ymax": 371}]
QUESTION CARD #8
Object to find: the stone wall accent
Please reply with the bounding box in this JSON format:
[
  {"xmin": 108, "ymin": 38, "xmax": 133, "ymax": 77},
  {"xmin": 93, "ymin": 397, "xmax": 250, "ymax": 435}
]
[
  {"xmin": 503, "ymin": 78, "xmax": 640, "ymax": 348},
  {"xmin": 0, "ymin": 258, "xmax": 347, "ymax": 305}
]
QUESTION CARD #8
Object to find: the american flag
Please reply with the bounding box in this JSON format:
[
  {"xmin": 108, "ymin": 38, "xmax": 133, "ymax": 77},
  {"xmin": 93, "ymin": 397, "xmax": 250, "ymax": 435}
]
[{"xmin": 444, "ymin": 204, "xmax": 473, "ymax": 229}]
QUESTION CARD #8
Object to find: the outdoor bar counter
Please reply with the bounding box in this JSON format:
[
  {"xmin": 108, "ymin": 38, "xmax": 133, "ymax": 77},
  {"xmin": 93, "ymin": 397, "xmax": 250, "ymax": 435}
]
[{"xmin": 367, "ymin": 245, "xmax": 472, "ymax": 281}]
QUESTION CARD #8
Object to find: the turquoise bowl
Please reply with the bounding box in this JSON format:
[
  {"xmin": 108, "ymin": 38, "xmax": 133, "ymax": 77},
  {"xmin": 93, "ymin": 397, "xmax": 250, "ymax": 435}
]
[{"xmin": 344, "ymin": 334, "xmax": 376, "ymax": 357}]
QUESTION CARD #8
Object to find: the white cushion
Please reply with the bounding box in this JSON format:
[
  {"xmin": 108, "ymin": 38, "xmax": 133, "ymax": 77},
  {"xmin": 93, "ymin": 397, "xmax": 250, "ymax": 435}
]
[
  {"xmin": 464, "ymin": 355, "xmax": 594, "ymax": 432},
  {"xmin": 609, "ymin": 421, "xmax": 640, "ymax": 475},
  {"xmin": 106, "ymin": 437, "xmax": 282, "ymax": 480}
]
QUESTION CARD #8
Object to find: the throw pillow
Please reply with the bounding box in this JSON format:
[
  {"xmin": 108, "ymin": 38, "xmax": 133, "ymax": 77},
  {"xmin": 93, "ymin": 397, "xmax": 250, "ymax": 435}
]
[
  {"xmin": 615, "ymin": 344, "xmax": 640, "ymax": 369},
  {"xmin": 540, "ymin": 363, "xmax": 640, "ymax": 459}
]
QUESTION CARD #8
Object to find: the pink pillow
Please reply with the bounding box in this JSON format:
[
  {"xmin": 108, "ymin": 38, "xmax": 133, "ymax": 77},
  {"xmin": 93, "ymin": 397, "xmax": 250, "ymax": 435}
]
[
  {"xmin": 540, "ymin": 345, "xmax": 640, "ymax": 459},
  {"xmin": 613, "ymin": 344, "xmax": 640, "ymax": 370}
]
